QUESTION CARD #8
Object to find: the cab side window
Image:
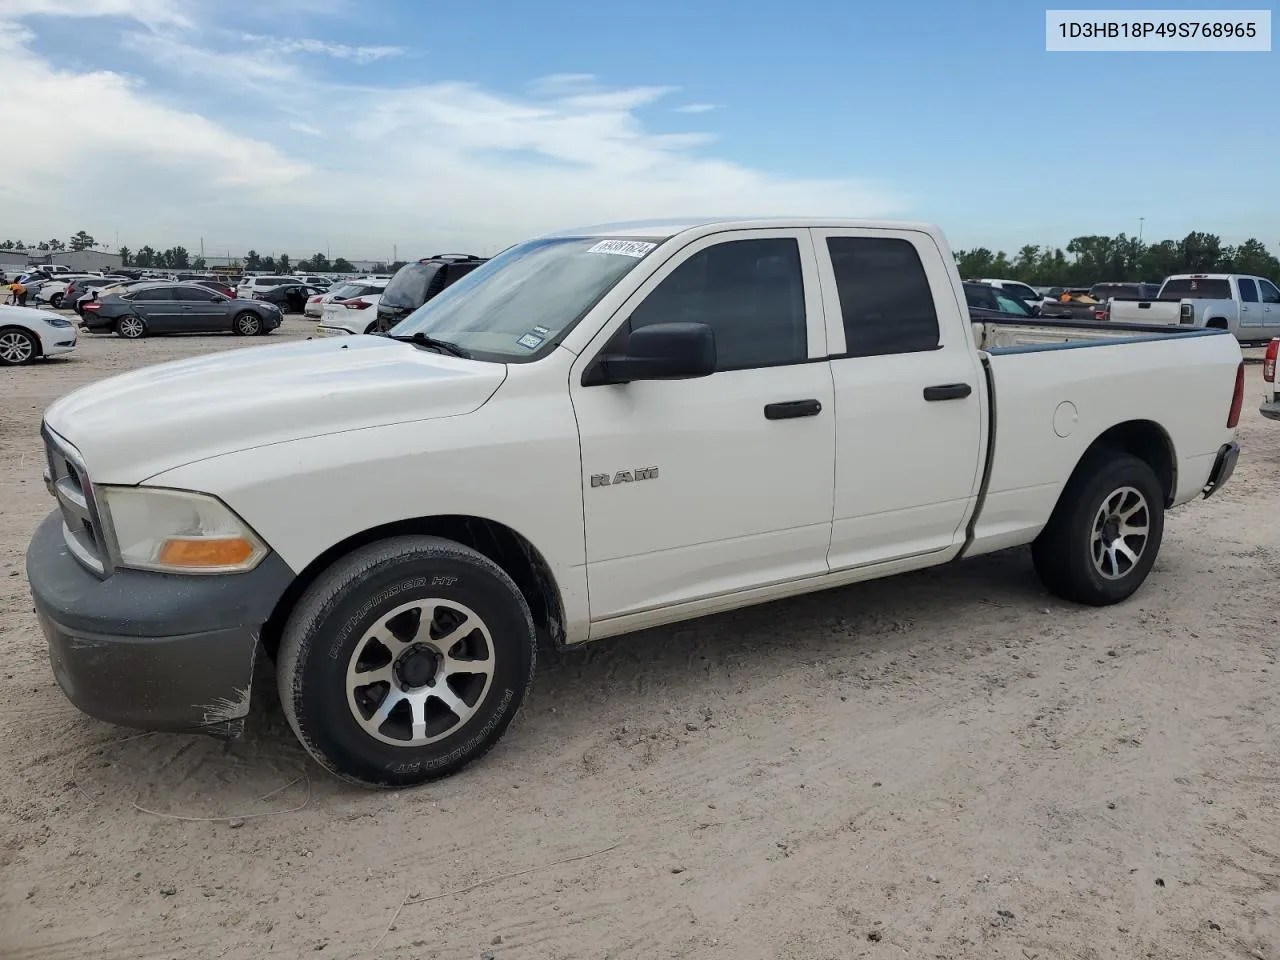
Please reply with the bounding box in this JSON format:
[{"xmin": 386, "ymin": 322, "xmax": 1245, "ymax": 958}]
[
  {"xmin": 629, "ymin": 238, "xmax": 807, "ymax": 371},
  {"xmin": 1259, "ymin": 279, "xmax": 1280, "ymax": 304}
]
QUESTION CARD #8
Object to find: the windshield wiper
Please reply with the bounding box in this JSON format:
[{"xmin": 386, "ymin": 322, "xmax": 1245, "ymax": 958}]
[{"xmin": 387, "ymin": 331, "xmax": 472, "ymax": 359}]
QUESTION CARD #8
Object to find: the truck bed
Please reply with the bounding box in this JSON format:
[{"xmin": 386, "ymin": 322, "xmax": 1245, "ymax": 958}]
[
  {"xmin": 962, "ymin": 317, "xmax": 1240, "ymax": 558},
  {"xmin": 972, "ymin": 316, "xmax": 1217, "ymax": 351}
]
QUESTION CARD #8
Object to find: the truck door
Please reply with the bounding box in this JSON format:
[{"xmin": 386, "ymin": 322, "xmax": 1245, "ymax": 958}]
[
  {"xmin": 1259, "ymin": 279, "xmax": 1280, "ymax": 339},
  {"xmin": 570, "ymin": 229, "xmax": 836, "ymax": 624},
  {"xmin": 810, "ymin": 228, "xmax": 986, "ymax": 570},
  {"xmin": 1237, "ymin": 278, "xmax": 1263, "ymax": 337}
]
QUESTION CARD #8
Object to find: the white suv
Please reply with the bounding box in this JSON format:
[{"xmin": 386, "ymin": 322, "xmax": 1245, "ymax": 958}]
[{"xmin": 236, "ymin": 275, "xmax": 303, "ymax": 299}]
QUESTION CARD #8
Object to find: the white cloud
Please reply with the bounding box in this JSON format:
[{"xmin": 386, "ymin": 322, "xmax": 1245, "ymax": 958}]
[
  {"xmin": 240, "ymin": 33, "xmax": 405, "ymax": 63},
  {"xmin": 674, "ymin": 103, "xmax": 718, "ymax": 114},
  {"xmin": 0, "ymin": 11, "xmax": 904, "ymax": 259},
  {"xmin": 0, "ymin": 0, "xmax": 190, "ymax": 29}
]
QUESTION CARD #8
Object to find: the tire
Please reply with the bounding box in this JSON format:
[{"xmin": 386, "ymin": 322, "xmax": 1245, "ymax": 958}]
[
  {"xmin": 277, "ymin": 536, "xmax": 537, "ymax": 788},
  {"xmin": 50, "ymin": 293, "xmax": 64, "ymax": 309},
  {"xmin": 234, "ymin": 312, "xmax": 262, "ymax": 336},
  {"xmin": 364, "ymin": 320, "xmax": 380, "ymax": 335},
  {"xmin": 0, "ymin": 327, "xmax": 39, "ymax": 365},
  {"xmin": 116, "ymin": 316, "xmax": 146, "ymax": 339},
  {"xmin": 1031, "ymin": 451, "xmax": 1164, "ymax": 606}
]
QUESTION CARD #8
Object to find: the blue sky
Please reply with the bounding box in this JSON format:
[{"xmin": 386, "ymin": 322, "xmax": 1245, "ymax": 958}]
[{"xmin": 0, "ymin": 0, "xmax": 1275, "ymax": 258}]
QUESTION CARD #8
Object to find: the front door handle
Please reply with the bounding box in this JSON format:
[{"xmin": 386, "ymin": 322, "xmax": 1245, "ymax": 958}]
[
  {"xmin": 764, "ymin": 399, "xmax": 822, "ymax": 420},
  {"xmin": 923, "ymin": 383, "xmax": 972, "ymax": 401}
]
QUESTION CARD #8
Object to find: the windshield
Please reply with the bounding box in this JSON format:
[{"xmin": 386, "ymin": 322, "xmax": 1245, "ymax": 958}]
[
  {"xmin": 382, "ymin": 262, "xmax": 442, "ymax": 310},
  {"xmin": 391, "ymin": 236, "xmax": 660, "ymax": 361},
  {"xmin": 1159, "ymin": 278, "xmax": 1232, "ymax": 300}
]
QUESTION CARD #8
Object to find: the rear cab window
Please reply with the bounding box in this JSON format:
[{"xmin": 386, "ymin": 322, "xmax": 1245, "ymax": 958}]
[
  {"xmin": 1159, "ymin": 278, "xmax": 1232, "ymax": 300},
  {"xmin": 825, "ymin": 236, "xmax": 941, "ymax": 357}
]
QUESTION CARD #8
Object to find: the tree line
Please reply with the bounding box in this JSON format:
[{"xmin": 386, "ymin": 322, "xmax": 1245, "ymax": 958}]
[
  {"xmin": 954, "ymin": 231, "xmax": 1279, "ymax": 285},
  {"xmin": 0, "ymin": 232, "xmax": 394, "ymax": 274},
  {"xmin": 9, "ymin": 227, "xmax": 1275, "ymax": 285}
]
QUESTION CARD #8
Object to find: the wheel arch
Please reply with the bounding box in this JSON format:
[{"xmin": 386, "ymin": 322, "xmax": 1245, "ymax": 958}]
[
  {"xmin": 0, "ymin": 324, "xmax": 42, "ymax": 358},
  {"xmin": 260, "ymin": 515, "xmax": 566, "ymax": 659},
  {"xmin": 1061, "ymin": 419, "xmax": 1176, "ymax": 509}
]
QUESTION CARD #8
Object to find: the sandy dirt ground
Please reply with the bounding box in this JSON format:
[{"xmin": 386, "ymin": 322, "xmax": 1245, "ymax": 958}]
[{"xmin": 1, "ymin": 315, "xmax": 1278, "ymax": 960}]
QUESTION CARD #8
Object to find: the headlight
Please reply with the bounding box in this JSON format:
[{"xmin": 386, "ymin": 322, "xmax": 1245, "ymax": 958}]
[
  {"xmin": 98, "ymin": 486, "xmax": 268, "ymax": 574},
  {"xmin": 45, "ymin": 317, "xmax": 72, "ymax": 328}
]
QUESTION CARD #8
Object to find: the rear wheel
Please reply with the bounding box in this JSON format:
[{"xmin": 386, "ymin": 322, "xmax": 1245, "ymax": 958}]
[
  {"xmin": 234, "ymin": 312, "xmax": 262, "ymax": 336},
  {"xmin": 1032, "ymin": 451, "xmax": 1164, "ymax": 606},
  {"xmin": 116, "ymin": 316, "xmax": 146, "ymax": 339},
  {"xmin": 277, "ymin": 536, "xmax": 537, "ymax": 788},
  {"xmin": 49, "ymin": 293, "xmax": 64, "ymax": 309},
  {"xmin": 0, "ymin": 328, "xmax": 39, "ymax": 365}
]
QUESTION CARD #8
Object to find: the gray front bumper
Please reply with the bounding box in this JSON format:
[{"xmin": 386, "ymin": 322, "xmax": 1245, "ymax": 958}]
[{"xmin": 26, "ymin": 511, "xmax": 294, "ymax": 737}]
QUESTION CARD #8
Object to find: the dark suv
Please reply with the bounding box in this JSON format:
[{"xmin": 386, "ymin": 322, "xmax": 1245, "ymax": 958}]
[{"xmin": 374, "ymin": 254, "xmax": 487, "ymax": 332}]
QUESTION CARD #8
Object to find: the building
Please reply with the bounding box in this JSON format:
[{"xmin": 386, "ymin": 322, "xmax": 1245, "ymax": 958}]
[{"xmin": 47, "ymin": 250, "xmax": 124, "ymax": 272}]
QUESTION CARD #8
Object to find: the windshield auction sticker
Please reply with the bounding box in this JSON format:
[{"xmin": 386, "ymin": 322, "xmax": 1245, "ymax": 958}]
[
  {"xmin": 587, "ymin": 240, "xmax": 657, "ymax": 258},
  {"xmin": 1046, "ymin": 9, "xmax": 1271, "ymax": 50}
]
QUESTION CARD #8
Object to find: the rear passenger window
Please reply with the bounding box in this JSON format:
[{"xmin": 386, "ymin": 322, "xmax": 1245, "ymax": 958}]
[
  {"xmin": 630, "ymin": 238, "xmax": 807, "ymax": 371},
  {"xmin": 1238, "ymin": 279, "xmax": 1259, "ymax": 302},
  {"xmin": 826, "ymin": 237, "xmax": 940, "ymax": 357}
]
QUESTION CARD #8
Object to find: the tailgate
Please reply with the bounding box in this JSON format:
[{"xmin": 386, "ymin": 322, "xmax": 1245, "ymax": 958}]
[{"xmin": 1109, "ymin": 300, "xmax": 1182, "ymax": 324}]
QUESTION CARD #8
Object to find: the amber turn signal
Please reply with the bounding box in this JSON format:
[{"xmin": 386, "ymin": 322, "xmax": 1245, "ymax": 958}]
[{"xmin": 157, "ymin": 537, "xmax": 256, "ymax": 568}]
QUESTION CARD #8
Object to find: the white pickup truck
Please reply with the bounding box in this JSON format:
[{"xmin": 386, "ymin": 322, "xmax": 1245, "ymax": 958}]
[
  {"xmin": 26, "ymin": 217, "xmax": 1244, "ymax": 788},
  {"xmin": 1107, "ymin": 273, "xmax": 1280, "ymax": 342}
]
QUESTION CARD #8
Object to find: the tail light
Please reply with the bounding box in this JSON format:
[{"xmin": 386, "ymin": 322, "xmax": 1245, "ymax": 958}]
[
  {"xmin": 83, "ymin": 302, "xmax": 101, "ymax": 311},
  {"xmin": 1227, "ymin": 361, "xmax": 1245, "ymax": 428},
  {"xmin": 308, "ymin": 295, "xmax": 322, "ymax": 303},
  {"xmin": 1180, "ymin": 302, "xmax": 1194, "ymax": 324},
  {"xmin": 1264, "ymin": 338, "xmax": 1278, "ymax": 383},
  {"xmin": 1093, "ymin": 306, "xmax": 1107, "ymax": 321},
  {"xmin": 344, "ymin": 298, "xmax": 372, "ymax": 310}
]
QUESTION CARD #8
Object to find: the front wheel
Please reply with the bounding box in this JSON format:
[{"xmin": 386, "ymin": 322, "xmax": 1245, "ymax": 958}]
[
  {"xmin": 1032, "ymin": 452, "xmax": 1164, "ymax": 606},
  {"xmin": 277, "ymin": 536, "xmax": 536, "ymax": 788},
  {"xmin": 0, "ymin": 328, "xmax": 39, "ymax": 365},
  {"xmin": 234, "ymin": 312, "xmax": 262, "ymax": 336}
]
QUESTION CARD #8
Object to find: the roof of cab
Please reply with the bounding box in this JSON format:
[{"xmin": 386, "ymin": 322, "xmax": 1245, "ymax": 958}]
[{"xmin": 542, "ymin": 216, "xmax": 941, "ymax": 240}]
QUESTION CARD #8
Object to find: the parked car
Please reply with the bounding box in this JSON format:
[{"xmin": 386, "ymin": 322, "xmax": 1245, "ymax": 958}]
[
  {"xmin": 82, "ymin": 281, "xmax": 282, "ymax": 338},
  {"xmin": 963, "ymin": 281, "xmax": 1038, "ymax": 319},
  {"xmin": 304, "ymin": 278, "xmax": 387, "ymax": 318},
  {"xmin": 295, "ymin": 275, "xmax": 332, "ymax": 289},
  {"xmin": 1262, "ymin": 338, "xmax": 1280, "ymax": 421},
  {"xmin": 973, "ymin": 278, "xmax": 1043, "ymax": 311},
  {"xmin": 1106, "ymin": 274, "xmax": 1280, "ymax": 342},
  {"xmin": 24, "ymin": 216, "xmax": 1244, "ymax": 787},
  {"xmin": 65, "ymin": 277, "xmax": 128, "ymax": 315},
  {"xmin": 254, "ymin": 283, "xmax": 323, "ymax": 313},
  {"xmin": 0, "ymin": 305, "xmax": 77, "ymax": 365},
  {"xmin": 235, "ymin": 275, "xmax": 303, "ymax": 299},
  {"xmin": 374, "ymin": 254, "xmax": 488, "ymax": 333},
  {"xmin": 35, "ymin": 274, "xmax": 111, "ymax": 309},
  {"xmin": 1089, "ymin": 282, "xmax": 1162, "ymax": 303}
]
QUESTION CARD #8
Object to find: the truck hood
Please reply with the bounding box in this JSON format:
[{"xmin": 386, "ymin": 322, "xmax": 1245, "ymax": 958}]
[{"xmin": 43, "ymin": 335, "xmax": 507, "ymax": 484}]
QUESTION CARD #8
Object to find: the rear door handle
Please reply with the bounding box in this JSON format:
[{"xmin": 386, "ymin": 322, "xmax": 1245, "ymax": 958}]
[
  {"xmin": 764, "ymin": 399, "xmax": 822, "ymax": 420},
  {"xmin": 923, "ymin": 383, "xmax": 972, "ymax": 401}
]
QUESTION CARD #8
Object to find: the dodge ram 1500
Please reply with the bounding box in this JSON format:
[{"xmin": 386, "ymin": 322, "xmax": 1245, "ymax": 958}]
[{"xmin": 26, "ymin": 217, "xmax": 1244, "ymax": 787}]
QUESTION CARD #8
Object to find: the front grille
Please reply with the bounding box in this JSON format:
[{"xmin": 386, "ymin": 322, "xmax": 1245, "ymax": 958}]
[{"xmin": 42, "ymin": 424, "xmax": 110, "ymax": 576}]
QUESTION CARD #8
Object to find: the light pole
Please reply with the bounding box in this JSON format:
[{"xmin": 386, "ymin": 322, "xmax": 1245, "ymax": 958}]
[{"xmin": 1138, "ymin": 217, "xmax": 1144, "ymax": 244}]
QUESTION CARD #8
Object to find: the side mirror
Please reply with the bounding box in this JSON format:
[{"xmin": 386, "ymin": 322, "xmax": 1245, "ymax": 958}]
[{"xmin": 582, "ymin": 322, "xmax": 716, "ymax": 386}]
